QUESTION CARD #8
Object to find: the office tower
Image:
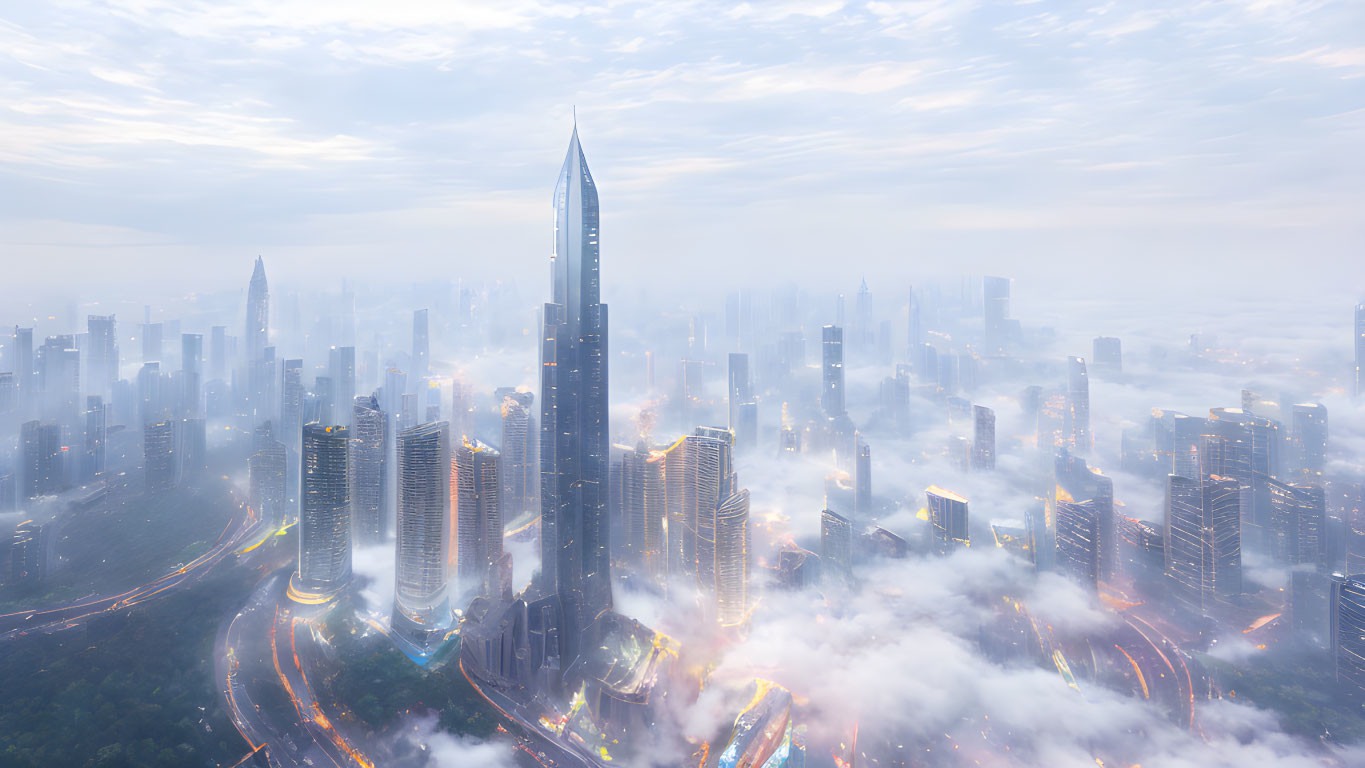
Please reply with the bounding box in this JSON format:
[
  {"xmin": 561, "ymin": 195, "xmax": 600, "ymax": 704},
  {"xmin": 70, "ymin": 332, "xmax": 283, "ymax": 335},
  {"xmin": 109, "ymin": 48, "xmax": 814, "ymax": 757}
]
[
  {"xmin": 136, "ymin": 361, "xmax": 161, "ymax": 425},
  {"xmin": 983, "ymin": 276, "xmax": 1010, "ymax": 350},
  {"xmin": 86, "ymin": 314, "xmax": 118, "ymax": 396},
  {"xmin": 449, "ymin": 377, "xmax": 471, "ymax": 441},
  {"xmin": 144, "ymin": 419, "xmax": 177, "ymax": 490},
  {"xmin": 820, "ymin": 325, "xmax": 845, "ymax": 418},
  {"xmin": 394, "ymin": 421, "xmax": 451, "ymax": 633},
  {"xmin": 926, "ymin": 486, "xmax": 969, "ymax": 555},
  {"xmin": 326, "ymin": 346, "xmax": 356, "ymax": 429},
  {"xmin": 453, "ymin": 438, "xmax": 501, "ymax": 597},
  {"xmin": 8, "ymin": 520, "xmax": 48, "ymax": 584},
  {"xmin": 1356, "ymin": 303, "xmax": 1365, "ymax": 397},
  {"xmin": 280, "ymin": 360, "xmax": 303, "ymax": 450},
  {"xmin": 1055, "ymin": 499, "xmax": 1100, "ymax": 591},
  {"xmin": 83, "ymin": 395, "xmax": 106, "ymax": 482},
  {"xmin": 1289, "ymin": 403, "xmax": 1328, "ymax": 480},
  {"xmin": 1331, "ymin": 574, "xmax": 1365, "ymax": 693},
  {"xmin": 500, "ymin": 392, "xmax": 537, "ymax": 522},
  {"xmin": 37, "ymin": 335, "xmax": 80, "ymax": 422},
  {"xmin": 538, "ymin": 123, "xmax": 611, "ymax": 667},
  {"xmin": 249, "ymin": 427, "xmax": 287, "ymax": 527},
  {"xmin": 1165, "ymin": 474, "xmax": 1242, "ymax": 611},
  {"xmin": 294, "ymin": 424, "xmax": 351, "ymax": 600},
  {"xmin": 727, "ymin": 353, "xmax": 751, "ymax": 432},
  {"xmin": 181, "ymin": 417, "xmax": 206, "ymax": 473},
  {"xmin": 207, "ymin": 324, "xmax": 227, "ymax": 382},
  {"xmin": 1066, "ymin": 356, "xmax": 1090, "ymax": 455},
  {"xmin": 180, "ymin": 333, "xmax": 203, "ymax": 417},
  {"xmin": 10, "ymin": 327, "xmax": 33, "ymax": 408},
  {"xmin": 21, "ymin": 421, "xmax": 62, "ymax": 498},
  {"xmin": 412, "ymin": 309, "xmax": 430, "ymax": 384},
  {"xmin": 246, "ymin": 256, "xmax": 269, "ymax": 361},
  {"xmin": 352, "ymin": 395, "xmax": 388, "ymax": 544},
  {"xmin": 620, "ymin": 442, "xmax": 666, "ymax": 583},
  {"xmin": 1092, "ymin": 336, "xmax": 1122, "ymax": 378},
  {"xmin": 971, "ymin": 404, "xmax": 996, "ymax": 471},
  {"xmin": 690, "ymin": 425, "xmax": 737, "ymax": 593},
  {"xmin": 1093, "ymin": 473, "xmax": 1116, "ymax": 582},
  {"xmin": 854, "ymin": 436, "xmax": 871, "ymax": 518},
  {"xmin": 1267, "ymin": 479, "xmax": 1325, "ymax": 567},
  {"xmin": 140, "ymin": 322, "xmax": 162, "ymax": 364},
  {"xmin": 820, "ymin": 508, "xmax": 853, "ymax": 579},
  {"xmin": 715, "ymin": 489, "xmax": 750, "ymax": 626}
]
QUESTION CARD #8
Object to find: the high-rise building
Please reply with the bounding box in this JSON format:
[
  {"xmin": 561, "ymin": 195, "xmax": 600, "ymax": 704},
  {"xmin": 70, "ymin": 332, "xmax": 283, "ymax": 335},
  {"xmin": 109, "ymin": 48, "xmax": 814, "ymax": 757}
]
[
  {"xmin": 500, "ymin": 392, "xmax": 537, "ymax": 524},
  {"xmin": 620, "ymin": 442, "xmax": 667, "ymax": 584},
  {"xmin": 983, "ymin": 276, "xmax": 1010, "ymax": 350},
  {"xmin": 820, "ymin": 508, "xmax": 853, "ymax": 580},
  {"xmin": 1055, "ymin": 499, "xmax": 1100, "ymax": 591},
  {"xmin": 454, "ymin": 438, "xmax": 501, "ymax": 598},
  {"xmin": 1289, "ymin": 403, "xmax": 1328, "ymax": 480},
  {"xmin": 971, "ymin": 404, "xmax": 995, "ymax": 471},
  {"xmin": 727, "ymin": 353, "xmax": 752, "ymax": 444},
  {"xmin": 821, "ymin": 325, "xmax": 845, "ymax": 418},
  {"xmin": 1330, "ymin": 573, "xmax": 1365, "ymax": 694},
  {"xmin": 140, "ymin": 322, "xmax": 162, "ymax": 365},
  {"xmin": 1266, "ymin": 479, "xmax": 1325, "ymax": 567},
  {"xmin": 293, "ymin": 424, "xmax": 351, "ymax": 601},
  {"xmin": 689, "ymin": 426, "xmax": 736, "ymax": 593},
  {"xmin": 1356, "ymin": 303, "xmax": 1365, "ymax": 398},
  {"xmin": 209, "ymin": 325, "xmax": 227, "ymax": 382},
  {"xmin": 394, "ymin": 421, "xmax": 451, "ymax": 634},
  {"xmin": 37, "ymin": 334, "xmax": 80, "ymax": 422},
  {"xmin": 21, "ymin": 420, "xmax": 62, "ymax": 498},
  {"xmin": 352, "ymin": 395, "xmax": 387, "ymax": 544},
  {"xmin": 246, "ymin": 256, "xmax": 269, "ymax": 361},
  {"xmin": 180, "ymin": 333, "xmax": 203, "ymax": 418},
  {"xmin": 854, "ymin": 436, "xmax": 871, "ymax": 518},
  {"xmin": 1066, "ymin": 356, "xmax": 1090, "ymax": 455},
  {"xmin": 1165, "ymin": 474, "xmax": 1242, "ymax": 611},
  {"xmin": 412, "ymin": 309, "xmax": 430, "ymax": 384},
  {"xmin": 249, "ymin": 423, "xmax": 287, "ymax": 527},
  {"xmin": 329, "ymin": 346, "xmax": 356, "ymax": 427},
  {"xmin": 926, "ymin": 486, "xmax": 969, "ymax": 555},
  {"xmin": 144, "ymin": 419, "xmax": 177, "ymax": 491},
  {"xmin": 83, "ymin": 395, "xmax": 106, "ymax": 482},
  {"xmin": 86, "ymin": 314, "xmax": 118, "ymax": 396},
  {"xmin": 1092, "ymin": 336, "xmax": 1122, "ymax": 378},
  {"xmin": 538, "ymin": 123, "xmax": 612, "ymax": 667},
  {"xmin": 715, "ymin": 489, "xmax": 750, "ymax": 626},
  {"xmin": 280, "ymin": 359, "xmax": 304, "ymax": 451},
  {"xmin": 10, "ymin": 326, "xmax": 33, "ymax": 409}
]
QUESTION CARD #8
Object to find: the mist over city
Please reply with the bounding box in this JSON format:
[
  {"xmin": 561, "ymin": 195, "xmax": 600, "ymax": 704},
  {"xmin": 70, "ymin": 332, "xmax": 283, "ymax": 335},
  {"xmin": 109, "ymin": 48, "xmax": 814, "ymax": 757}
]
[{"xmin": 2, "ymin": 2, "xmax": 1364, "ymax": 768}]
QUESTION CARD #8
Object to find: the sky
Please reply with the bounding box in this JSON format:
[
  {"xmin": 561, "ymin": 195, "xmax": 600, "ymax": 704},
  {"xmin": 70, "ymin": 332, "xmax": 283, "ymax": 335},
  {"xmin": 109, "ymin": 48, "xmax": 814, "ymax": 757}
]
[{"xmin": 1, "ymin": 0, "xmax": 1363, "ymax": 303}]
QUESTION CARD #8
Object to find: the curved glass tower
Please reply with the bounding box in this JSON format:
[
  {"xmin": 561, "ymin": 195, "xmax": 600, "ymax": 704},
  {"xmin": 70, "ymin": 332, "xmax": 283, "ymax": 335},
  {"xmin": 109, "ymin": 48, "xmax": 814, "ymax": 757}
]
[{"xmin": 540, "ymin": 122, "xmax": 611, "ymax": 669}]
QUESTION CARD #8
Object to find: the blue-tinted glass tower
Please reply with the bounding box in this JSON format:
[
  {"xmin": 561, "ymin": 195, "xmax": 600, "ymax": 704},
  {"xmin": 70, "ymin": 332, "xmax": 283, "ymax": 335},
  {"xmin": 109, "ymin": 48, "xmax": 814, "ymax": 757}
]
[{"xmin": 539, "ymin": 122, "xmax": 611, "ymax": 669}]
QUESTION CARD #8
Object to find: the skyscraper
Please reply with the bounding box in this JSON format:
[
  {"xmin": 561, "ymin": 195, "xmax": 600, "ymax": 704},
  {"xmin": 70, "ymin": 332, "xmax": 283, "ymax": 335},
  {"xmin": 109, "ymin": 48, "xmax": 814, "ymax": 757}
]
[
  {"xmin": 412, "ymin": 309, "xmax": 430, "ymax": 384},
  {"xmin": 715, "ymin": 489, "xmax": 750, "ymax": 626},
  {"xmin": 83, "ymin": 395, "xmax": 106, "ymax": 482},
  {"xmin": 820, "ymin": 508, "xmax": 853, "ymax": 580},
  {"xmin": 821, "ymin": 325, "xmax": 845, "ymax": 418},
  {"xmin": 1066, "ymin": 356, "xmax": 1090, "ymax": 455},
  {"xmin": 926, "ymin": 486, "xmax": 969, "ymax": 555},
  {"xmin": 329, "ymin": 346, "xmax": 356, "ymax": 426},
  {"xmin": 394, "ymin": 421, "xmax": 451, "ymax": 634},
  {"xmin": 539, "ymin": 122, "xmax": 611, "ymax": 667},
  {"xmin": 249, "ymin": 424, "xmax": 287, "ymax": 527},
  {"xmin": 1092, "ymin": 336, "xmax": 1122, "ymax": 378},
  {"xmin": 1266, "ymin": 479, "xmax": 1325, "ymax": 567},
  {"xmin": 500, "ymin": 392, "xmax": 537, "ymax": 523},
  {"xmin": 10, "ymin": 327, "xmax": 34, "ymax": 409},
  {"xmin": 971, "ymin": 404, "xmax": 995, "ymax": 471},
  {"xmin": 727, "ymin": 352, "xmax": 753, "ymax": 446},
  {"xmin": 1055, "ymin": 499, "xmax": 1100, "ymax": 591},
  {"xmin": 144, "ymin": 419, "xmax": 177, "ymax": 491},
  {"xmin": 1356, "ymin": 303, "xmax": 1365, "ymax": 398},
  {"xmin": 1331, "ymin": 573, "xmax": 1365, "ymax": 694},
  {"xmin": 21, "ymin": 420, "xmax": 62, "ymax": 498},
  {"xmin": 1164, "ymin": 474, "xmax": 1242, "ymax": 611},
  {"xmin": 854, "ymin": 436, "xmax": 871, "ymax": 518},
  {"xmin": 180, "ymin": 333, "xmax": 203, "ymax": 418},
  {"xmin": 620, "ymin": 442, "xmax": 666, "ymax": 584},
  {"xmin": 86, "ymin": 314, "xmax": 118, "ymax": 396},
  {"xmin": 1289, "ymin": 403, "xmax": 1328, "ymax": 480},
  {"xmin": 454, "ymin": 438, "xmax": 501, "ymax": 598},
  {"xmin": 293, "ymin": 424, "xmax": 351, "ymax": 601},
  {"xmin": 352, "ymin": 395, "xmax": 388, "ymax": 544},
  {"xmin": 688, "ymin": 426, "xmax": 737, "ymax": 594},
  {"xmin": 983, "ymin": 276, "xmax": 1010, "ymax": 350},
  {"xmin": 246, "ymin": 256, "xmax": 269, "ymax": 361}
]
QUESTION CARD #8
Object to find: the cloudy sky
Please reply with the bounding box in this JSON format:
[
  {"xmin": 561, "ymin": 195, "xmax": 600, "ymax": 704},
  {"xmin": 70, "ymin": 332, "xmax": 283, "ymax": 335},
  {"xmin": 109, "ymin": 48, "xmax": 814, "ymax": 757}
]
[{"xmin": 1, "ymin": 0, "xmax": 1363, "ymax": 303}]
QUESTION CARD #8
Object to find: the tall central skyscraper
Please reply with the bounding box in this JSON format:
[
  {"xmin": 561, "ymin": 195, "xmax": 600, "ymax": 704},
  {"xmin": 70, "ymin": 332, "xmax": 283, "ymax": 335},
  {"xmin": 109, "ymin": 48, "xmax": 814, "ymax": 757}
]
[
  {"xmin": 539, "ymin": 122, "xmax": 611, "ymax": 668},
  {"xmin": 246, "ymin": 256, "xmax": 269, "ymax": 361}
]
